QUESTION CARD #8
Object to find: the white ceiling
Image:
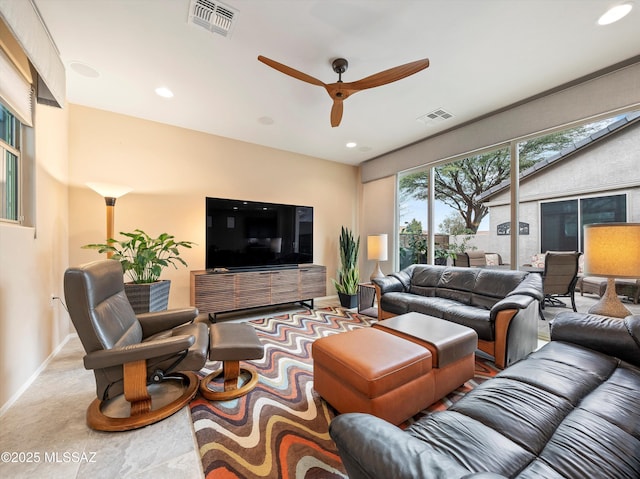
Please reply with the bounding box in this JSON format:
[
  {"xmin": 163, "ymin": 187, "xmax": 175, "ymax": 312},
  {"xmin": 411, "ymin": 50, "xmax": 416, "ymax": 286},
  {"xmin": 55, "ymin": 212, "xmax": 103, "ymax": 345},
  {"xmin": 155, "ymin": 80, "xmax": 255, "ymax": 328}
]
[{"xmin": 34, "ymin": 0, "xmax": 640, "ymax": 166}]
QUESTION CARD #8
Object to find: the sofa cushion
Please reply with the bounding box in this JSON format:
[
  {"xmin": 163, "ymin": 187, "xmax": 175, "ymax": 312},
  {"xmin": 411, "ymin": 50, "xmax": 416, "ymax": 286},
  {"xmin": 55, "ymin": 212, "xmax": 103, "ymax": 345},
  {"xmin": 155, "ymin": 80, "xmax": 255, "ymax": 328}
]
[
  {"xmin": 380, "ymin": 292, "xmax": 412, "ymax": 315},
  {"xmin": 500, "ymin": 342, "xmax": 617, "ymax": 401},
  {"xmin": 442, "ymin": 304, "xmax": 493, "ymax": 341},
  {"xmin": 551, "ymin": 313, "xmax": 640, "ymax": 366},
  {"xmin": 391, "ymin": 265, "xmax": 417, "ymax": 291},
  {"xmin": 434, "ymin": 268, "xmax": 477, "ymax": 304},
  {"xmin": 579, "ymin": 365, "xmax": 640, "ymax": 435},
  {"xmin": 409, "ymin": 265, "xmax": 445, "ymax": 297},
  {"xmin": 448, "ymin": 377, "xmax": 573, "ymax": 453},
  {"xmin": 471, "ymin": 269, "xmax": 527, "ymax": 309},
  {"xmin": 485, "ymin": 253, "xmax": 500, "ymax": 266},
  {"xmin": 537, "ymin": 407, "xmax": 640, "ymax": 478},
  {"xmin": 408, "ymin": 411, "xmax": 535, "ymax": 476},
  {"xmin": 408, "ymin": 296, "xmax": 458, "ymax": 319}
]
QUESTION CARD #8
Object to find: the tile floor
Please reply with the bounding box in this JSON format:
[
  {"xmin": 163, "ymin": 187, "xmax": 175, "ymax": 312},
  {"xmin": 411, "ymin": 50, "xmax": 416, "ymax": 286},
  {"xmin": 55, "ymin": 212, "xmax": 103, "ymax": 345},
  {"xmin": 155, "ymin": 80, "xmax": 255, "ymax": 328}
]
[
  {"xmin": 0, "ymin": 299, "xmax": 338, "ymax": 479},
  {"xmin": 1, "ymin": 292, "xmax": 637, "ymax": 478}
]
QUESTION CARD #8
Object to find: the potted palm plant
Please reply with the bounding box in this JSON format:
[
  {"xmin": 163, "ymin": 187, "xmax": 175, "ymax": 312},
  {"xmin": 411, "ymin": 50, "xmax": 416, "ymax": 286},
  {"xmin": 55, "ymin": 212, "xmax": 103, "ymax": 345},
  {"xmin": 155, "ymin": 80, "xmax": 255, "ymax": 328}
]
[
  {"xmin": 332, "ymin": 226, "xmax": 360, "ymax": 308},
  {"xmin": 83, "ymin": 229, "xmax": 195, "ymax": 313}
]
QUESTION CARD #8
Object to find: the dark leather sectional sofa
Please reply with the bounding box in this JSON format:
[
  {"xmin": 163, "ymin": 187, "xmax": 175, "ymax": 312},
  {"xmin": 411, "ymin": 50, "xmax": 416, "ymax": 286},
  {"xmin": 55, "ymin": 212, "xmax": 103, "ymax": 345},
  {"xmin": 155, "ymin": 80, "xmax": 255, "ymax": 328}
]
[
  {"xmin": 373, "ymin": 264, "xmax": 543, "ymax": 368},
  {"xmin": 330, "ymin": 311, "xmax": 640, "ymax": 479}
]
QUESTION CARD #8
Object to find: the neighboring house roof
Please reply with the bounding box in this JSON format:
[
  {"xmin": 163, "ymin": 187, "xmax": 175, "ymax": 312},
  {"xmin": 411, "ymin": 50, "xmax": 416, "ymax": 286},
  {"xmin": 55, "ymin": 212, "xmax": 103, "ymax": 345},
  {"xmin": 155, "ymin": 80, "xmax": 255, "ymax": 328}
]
[{"xmin": 479, "ymin": 111, "xmax": 640, "ymax": 201}]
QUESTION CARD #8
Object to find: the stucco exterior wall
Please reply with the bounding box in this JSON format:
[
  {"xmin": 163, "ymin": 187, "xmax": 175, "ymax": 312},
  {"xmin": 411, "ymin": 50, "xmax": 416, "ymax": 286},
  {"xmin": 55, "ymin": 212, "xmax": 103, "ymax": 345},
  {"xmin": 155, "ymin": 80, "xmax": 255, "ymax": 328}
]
[{"xmin": 486, "ymin": 120, "xmax": 640, "ymax": 265}]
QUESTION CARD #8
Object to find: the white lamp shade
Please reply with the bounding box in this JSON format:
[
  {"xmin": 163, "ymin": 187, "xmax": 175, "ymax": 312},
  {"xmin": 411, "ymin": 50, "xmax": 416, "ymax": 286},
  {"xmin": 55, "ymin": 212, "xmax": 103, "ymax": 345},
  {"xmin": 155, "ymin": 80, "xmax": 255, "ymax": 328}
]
[
  {"xmin": 87, "ymin": 182, "xmax": 132, "ymax": 199},
  {"xmin": 367, "ymin": 234, "xmax": 388, "ymax": 261},
  {"xmin": 583, "ymin": 223, "xmax": 640, "ymax": 279}
]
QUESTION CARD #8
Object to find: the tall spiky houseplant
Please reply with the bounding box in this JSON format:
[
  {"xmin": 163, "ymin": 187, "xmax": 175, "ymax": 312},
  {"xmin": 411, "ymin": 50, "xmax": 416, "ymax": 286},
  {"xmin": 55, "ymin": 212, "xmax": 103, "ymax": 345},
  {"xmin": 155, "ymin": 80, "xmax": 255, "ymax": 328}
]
[{"xmin": 332, "ymin": 226, "xmax": 360, "ymax": 308}]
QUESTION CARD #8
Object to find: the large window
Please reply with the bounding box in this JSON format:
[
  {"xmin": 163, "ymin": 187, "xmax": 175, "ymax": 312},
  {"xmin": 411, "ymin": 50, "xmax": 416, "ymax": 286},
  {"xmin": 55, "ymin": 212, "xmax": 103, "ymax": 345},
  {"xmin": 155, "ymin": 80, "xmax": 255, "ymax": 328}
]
[
  {"xmin": 541, "ymin": 194, "xmax": 626, "ymax": 253},
  {"xmin": 396, "ymin": 110, "xmax": 638, "ymax": 269},
  {"xmin": 0, "ymin": 104, "xmax": 20, "ymax": 222},
  {"xmin": 397, "ymin": 146, "xmax": 513, "ymax": 267},
  {"xmin": 398, "ymin": 167, "xmax": 429, "ymax": 269}
]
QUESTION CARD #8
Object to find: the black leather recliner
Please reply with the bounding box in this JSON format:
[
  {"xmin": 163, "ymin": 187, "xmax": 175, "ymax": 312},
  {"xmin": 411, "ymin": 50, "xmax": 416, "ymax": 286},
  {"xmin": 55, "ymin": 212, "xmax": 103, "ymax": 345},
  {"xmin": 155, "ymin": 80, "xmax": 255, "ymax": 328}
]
[{"xmin": 64, "ymin": 259, "xmax": 209, "ymax": 431}]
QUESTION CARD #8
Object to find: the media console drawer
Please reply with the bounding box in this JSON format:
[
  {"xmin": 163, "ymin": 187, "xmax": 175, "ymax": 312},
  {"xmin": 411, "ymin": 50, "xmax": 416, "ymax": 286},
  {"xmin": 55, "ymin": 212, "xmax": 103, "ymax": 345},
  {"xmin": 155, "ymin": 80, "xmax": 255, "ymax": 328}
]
[{"xmin": 190, "ymin": 265, "xmax": 326, "ymax": 317}]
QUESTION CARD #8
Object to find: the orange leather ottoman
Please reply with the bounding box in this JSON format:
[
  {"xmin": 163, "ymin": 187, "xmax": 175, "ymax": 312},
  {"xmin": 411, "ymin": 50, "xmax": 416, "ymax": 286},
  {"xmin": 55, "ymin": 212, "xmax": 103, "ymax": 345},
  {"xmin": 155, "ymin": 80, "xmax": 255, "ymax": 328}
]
[
  {"xmin": 312, "ymin": 327, "xmax": 435, "ymax": 425},
  {"xmin": 373, "ymin": 312, "xmax": 478, "ymax": 402}
]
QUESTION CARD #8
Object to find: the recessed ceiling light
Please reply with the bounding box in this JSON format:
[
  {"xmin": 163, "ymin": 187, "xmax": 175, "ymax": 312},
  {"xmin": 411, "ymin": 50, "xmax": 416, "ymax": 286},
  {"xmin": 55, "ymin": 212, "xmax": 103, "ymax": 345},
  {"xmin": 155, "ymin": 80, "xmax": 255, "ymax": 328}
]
[
  {"xmin": 258, "ymin": 116, "xmax": 275, "ymax": 125},
  {"xmin": 69, "ymin": 61, "xmax": 100, "ymax": 78},
  {"xmin": 346, "ymin": 142, "xmax": 357, "ymax": 148},
  {"xmin": 155, "ymin": 87, "xmax": 174, "ymax": 98},
  {"xmin": 597, "ymin": 3, "xmax": 633, "ymax": 25}
]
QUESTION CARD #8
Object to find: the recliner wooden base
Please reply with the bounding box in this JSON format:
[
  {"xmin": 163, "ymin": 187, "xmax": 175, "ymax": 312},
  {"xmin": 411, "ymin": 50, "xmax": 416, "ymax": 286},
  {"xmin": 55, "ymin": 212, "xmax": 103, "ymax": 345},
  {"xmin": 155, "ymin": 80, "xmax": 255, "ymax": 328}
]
[
  {"xmin": 199, "ymin": 360, "xmax": 259, "ymax": 401},
  {"xmin": 86, "ymin": 371, "xmax": 199, "ymax": 432}
]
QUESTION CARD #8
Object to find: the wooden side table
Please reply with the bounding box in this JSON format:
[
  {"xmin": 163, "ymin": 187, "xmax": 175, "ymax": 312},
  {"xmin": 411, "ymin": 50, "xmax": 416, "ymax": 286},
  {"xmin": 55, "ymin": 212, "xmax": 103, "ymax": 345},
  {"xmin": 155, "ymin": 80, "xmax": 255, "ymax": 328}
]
[{"xmin": 357, "ymin": 283, "xmax": 378, "ymax": 318}]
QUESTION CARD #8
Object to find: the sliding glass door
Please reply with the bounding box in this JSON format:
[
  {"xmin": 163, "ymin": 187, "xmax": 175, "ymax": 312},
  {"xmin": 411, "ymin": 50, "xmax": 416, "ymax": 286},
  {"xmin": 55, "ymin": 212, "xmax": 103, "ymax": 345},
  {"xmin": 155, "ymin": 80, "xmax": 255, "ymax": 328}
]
[{"xmin": 541, "ymin": 194, "xmax": 627, "ymax": 253}]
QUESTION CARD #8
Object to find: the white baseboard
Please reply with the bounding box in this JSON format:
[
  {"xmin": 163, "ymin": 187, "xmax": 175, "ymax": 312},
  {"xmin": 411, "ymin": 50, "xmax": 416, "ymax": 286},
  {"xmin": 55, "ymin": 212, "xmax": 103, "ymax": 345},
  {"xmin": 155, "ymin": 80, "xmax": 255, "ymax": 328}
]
[{"xmin": 0, "ymin": 333, "xmax": 75, "ymax": 417}]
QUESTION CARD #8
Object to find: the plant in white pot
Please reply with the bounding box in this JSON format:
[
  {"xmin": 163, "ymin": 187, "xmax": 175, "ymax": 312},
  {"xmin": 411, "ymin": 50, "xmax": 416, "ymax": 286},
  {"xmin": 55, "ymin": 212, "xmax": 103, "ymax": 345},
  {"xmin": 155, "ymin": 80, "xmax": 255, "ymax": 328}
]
[
  {"xmin": 332, "ymin": 226, "xmax": 360, "ymax": 309},
  {"xmin": 83, "ymin": 229, "xmax": 195, "ymax": 314}
]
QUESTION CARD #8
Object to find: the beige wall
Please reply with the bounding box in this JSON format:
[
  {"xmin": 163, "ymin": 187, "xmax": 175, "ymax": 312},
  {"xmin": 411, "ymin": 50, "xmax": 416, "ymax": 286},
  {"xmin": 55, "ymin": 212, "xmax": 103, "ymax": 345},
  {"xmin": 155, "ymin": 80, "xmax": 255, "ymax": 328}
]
[
  {"xmin": 0, "ymin": 102, "xmax": 70, "ymax": 409},
  {"xmin": 68, "ymin": 105, "xmax": 360, "ymax": 308},
  {"xmin": 360, "ymin": 175, "xmax": 396, "ymax": 279}
]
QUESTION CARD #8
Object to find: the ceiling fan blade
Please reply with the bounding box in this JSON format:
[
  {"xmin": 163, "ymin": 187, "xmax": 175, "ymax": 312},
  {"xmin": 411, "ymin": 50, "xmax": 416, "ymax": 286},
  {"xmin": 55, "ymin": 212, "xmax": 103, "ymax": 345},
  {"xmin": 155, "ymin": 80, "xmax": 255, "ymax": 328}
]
[
  {"xmin": 349, "ymin": 58, "xmax": 430, "ymax": 91},
  {"xmin": 330, "ymin": 99, "xmax": 343, "ymax": 127},
  {"xmin": 258, "ymin": 55, "xmax": 326, "ymax": 87}
]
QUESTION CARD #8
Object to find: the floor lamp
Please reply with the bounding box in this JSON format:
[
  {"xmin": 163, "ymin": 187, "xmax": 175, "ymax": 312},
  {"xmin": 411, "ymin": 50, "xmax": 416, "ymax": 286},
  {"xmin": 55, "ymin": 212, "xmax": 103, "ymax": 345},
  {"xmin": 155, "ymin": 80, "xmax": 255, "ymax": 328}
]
[
  {"xmin": 583, "ymin": 223, "xmax": 640, "ymax": 318},
  {"xmin": 367, "ymin": 234, "xmax": 388, "ymax": 281},
  {"xmin": 87, "ymin": 182, "xmax": 132, "ymax": 258}
]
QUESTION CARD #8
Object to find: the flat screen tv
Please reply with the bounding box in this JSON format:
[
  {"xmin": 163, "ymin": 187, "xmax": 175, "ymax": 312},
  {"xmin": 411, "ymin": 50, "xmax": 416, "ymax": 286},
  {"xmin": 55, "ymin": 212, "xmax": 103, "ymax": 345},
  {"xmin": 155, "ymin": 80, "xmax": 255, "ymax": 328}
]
[{"xmin": 205, "ymin": 197, "xmax": 313, "ymax": 270}]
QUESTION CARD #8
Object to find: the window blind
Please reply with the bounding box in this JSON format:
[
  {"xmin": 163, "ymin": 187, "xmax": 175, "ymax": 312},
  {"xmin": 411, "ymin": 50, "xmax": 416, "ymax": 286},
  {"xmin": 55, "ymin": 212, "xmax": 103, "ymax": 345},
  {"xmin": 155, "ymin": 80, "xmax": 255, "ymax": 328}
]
[
  {"xmin": 0, "ymin": 0, "xmax": 65, "ymax": 109},
  {"xmin": 0, "ymin": 48, "xmax": 32, "ymax": 126}
]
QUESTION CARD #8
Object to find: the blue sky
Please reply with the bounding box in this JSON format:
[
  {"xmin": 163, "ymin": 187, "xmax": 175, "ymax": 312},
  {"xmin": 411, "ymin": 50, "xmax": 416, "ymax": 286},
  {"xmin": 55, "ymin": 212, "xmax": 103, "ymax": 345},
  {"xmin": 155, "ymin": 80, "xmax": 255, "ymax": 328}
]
[{"xmin": 400, "ymin": 198, "xmax": 489, "ymax": 234}]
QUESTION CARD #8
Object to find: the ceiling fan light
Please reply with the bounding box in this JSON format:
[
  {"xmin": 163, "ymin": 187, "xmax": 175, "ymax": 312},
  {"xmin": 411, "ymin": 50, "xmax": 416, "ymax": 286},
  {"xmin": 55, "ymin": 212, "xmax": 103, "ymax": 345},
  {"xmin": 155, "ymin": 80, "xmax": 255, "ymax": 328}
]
[
  {"xmin": 597, "ymin": 3, "xmax": 633, "ymax": 25},
  {"xmin": 346, "ymin": 142, "xmax": 357, "ymax": 148}
]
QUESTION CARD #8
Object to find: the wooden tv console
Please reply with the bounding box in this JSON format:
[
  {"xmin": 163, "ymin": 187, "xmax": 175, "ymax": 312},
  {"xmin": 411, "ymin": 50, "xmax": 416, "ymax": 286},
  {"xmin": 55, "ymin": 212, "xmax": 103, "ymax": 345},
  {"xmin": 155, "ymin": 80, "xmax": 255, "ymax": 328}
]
[{"xmin": 190, "ymin": 265, "xmax": 326, "ymax": 320}]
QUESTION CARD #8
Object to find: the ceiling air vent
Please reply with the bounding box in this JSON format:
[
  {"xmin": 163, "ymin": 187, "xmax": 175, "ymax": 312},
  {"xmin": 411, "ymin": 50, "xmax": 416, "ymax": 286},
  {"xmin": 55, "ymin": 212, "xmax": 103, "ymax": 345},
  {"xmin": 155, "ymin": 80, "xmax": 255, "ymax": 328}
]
[
  {"xmin": 417, "ymin": 108, "xmax": 454, "ymax": 125},
  {"xmin": 188, "ymin": 0, "xmax": 238, "ymax": 38}
]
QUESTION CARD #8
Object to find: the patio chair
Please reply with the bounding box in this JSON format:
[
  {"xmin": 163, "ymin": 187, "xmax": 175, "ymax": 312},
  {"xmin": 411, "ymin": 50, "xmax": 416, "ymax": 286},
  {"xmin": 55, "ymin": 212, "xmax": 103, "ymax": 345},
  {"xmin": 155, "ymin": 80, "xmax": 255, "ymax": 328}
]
[
  {"xmin": 453, "ymin": 252, "xmax": 470, "ymax": 267},
  {"xmin": 540, "ymin": 251, "xmax": 581, "ymax": 315},
  {"xmin": 468, "ymin": 250, "xmax": 487, "ymax": 267},
  {"xmin": 453, "ymin": 250, "xmax": 486, "ymax": 267}
]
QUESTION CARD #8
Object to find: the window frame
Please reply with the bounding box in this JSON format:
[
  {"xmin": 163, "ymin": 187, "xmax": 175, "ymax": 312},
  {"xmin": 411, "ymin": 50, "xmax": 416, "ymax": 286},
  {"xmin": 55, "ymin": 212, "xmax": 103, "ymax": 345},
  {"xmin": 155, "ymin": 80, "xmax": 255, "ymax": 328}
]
[
  {"xmin": 0, "ymin": 103, "xmax": 22, "ymax": 224},
  {"xmin": 540, "ymin": 193, "xmax": 628, "ymax": 253}
]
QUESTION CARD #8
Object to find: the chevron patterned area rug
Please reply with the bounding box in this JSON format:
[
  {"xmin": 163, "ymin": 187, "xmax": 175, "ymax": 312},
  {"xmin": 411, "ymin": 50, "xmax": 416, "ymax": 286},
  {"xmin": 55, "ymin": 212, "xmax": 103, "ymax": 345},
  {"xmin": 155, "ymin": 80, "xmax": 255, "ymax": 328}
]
[{"xmin": 190, "ymin": 307, "xmax": 499, "ymax": 479}]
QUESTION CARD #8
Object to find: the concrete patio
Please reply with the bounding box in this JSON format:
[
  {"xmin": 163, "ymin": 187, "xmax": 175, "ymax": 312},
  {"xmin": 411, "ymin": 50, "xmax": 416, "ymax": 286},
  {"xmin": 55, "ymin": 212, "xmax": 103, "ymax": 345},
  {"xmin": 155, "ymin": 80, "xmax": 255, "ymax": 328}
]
[{"xmin": 538, "ymin": 286, "xmax": 640, "ymax": 340}]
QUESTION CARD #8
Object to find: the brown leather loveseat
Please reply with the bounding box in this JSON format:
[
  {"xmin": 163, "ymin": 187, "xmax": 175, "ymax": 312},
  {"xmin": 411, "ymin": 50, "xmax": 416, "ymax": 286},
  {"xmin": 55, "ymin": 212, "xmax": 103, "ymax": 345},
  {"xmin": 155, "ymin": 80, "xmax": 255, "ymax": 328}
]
[{"xmin": 373, "ymin": 264, "xmax": 543, "ymax": 368}]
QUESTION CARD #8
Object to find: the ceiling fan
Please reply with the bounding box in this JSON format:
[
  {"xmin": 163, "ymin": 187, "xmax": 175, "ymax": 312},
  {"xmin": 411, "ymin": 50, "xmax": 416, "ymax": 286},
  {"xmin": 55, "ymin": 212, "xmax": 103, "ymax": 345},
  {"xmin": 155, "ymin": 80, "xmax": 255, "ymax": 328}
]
[{"xmin": 257, "ymin": 55, "xmax": 430, "ymax": 127}]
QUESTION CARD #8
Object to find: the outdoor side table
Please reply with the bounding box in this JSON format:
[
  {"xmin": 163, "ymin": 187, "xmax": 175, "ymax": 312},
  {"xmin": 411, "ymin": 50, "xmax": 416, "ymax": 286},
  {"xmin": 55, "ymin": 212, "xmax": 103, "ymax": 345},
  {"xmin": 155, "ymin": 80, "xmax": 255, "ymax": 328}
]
[{"xmin": 358, "ymin": 283, "xmax": 378, "ymax": 318}]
